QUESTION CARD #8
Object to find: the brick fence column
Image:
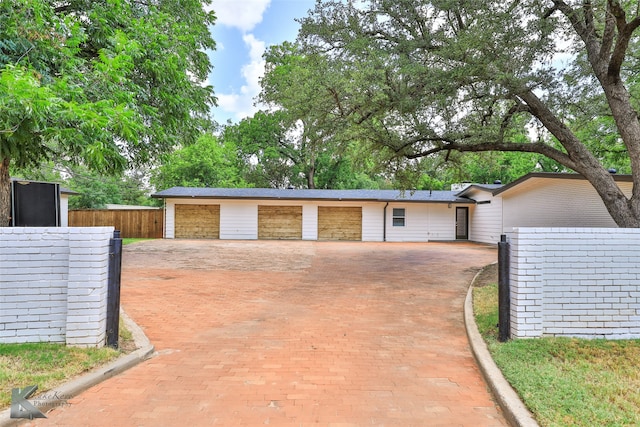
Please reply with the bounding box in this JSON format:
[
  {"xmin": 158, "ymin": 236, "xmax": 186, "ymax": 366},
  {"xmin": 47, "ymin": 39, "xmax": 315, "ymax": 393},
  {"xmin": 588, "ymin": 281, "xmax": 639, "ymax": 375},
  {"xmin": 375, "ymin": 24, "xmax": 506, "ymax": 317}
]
[
  {"xmin": 66, "ymin": 227, "xmax": 113, "ymax": 347},
  {"xmin": 510, "ymin": 229, "xmax": 544, "ymax": 338}
]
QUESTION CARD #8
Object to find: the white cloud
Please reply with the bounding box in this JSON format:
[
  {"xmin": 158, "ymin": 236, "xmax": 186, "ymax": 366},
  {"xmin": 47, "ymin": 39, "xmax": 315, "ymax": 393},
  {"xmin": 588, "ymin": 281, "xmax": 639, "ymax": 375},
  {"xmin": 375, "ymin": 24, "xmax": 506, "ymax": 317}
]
[
  {"xmin": 216, "ymin": 33, "xmax": 268, "ymax": 121},
  {"xmin": 207, "ymin": 0, "xmax": 271, "ymax": 32}
]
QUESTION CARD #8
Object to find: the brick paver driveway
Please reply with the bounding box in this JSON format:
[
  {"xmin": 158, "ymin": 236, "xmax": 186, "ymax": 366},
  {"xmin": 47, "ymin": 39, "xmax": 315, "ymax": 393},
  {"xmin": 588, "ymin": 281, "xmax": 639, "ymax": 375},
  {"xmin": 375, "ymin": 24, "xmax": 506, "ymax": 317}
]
[{"xmin": 37, "ymin": 240, "xmax": 505, "ymax": 426}]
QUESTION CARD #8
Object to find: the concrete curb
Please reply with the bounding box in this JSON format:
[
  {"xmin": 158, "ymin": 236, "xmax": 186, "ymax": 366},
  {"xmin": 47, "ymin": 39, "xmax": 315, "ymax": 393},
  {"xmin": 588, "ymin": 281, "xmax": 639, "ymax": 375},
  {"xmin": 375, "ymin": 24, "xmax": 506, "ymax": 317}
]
[
  {"xmin": 465, "ymin": 265, "xmax": 539, "ymax": 427},
  {"xmin": 0, "ymin": 309, "xmax": 154, "ymax": 426}
]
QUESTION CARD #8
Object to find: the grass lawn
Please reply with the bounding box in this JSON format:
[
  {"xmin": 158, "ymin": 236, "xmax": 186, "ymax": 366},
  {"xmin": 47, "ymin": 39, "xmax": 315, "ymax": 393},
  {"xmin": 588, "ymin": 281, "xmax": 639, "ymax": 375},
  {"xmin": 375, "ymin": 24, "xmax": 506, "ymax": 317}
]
[
  {"xmin": 473, "ymin": 265, "xmax": 640, "ymax": 427},
  {"xmin": 122, "ymin": 238, "xmax": 153, "ymax": 245},
  {"xmin": 0, "ymin": 319, "xmax": 135, "ymax": 409}
]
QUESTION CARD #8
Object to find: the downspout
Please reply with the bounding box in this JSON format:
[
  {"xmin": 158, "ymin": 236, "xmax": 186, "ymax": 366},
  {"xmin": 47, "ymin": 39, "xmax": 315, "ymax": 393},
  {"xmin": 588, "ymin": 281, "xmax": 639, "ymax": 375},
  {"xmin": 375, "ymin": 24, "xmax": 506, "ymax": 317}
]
[
  {"xmin": 383, "ymin": 202, "xmax": 389, "ymax": 242},
  {"xmin": 163, "ymin": 198, "xmax": 167, "ymax": 239}
]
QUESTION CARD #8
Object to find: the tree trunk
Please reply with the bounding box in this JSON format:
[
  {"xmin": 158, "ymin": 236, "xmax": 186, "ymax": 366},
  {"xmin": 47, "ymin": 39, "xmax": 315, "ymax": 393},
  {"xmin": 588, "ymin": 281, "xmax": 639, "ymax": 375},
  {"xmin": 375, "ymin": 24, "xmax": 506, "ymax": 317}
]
[
  {"xmin": 307, "ymin": 165, "xmax": 315, "ymax": 189},
  {"xmin": 0, "ymin": 157, "xmax": 11, "ymax": 226},
  {"xmin": 582, "ymin": 170, "xmax": 640, "ymax": 228},
  {"xmin": 518, "ymin": 90, "xmax": 640, "ymax": 228}
]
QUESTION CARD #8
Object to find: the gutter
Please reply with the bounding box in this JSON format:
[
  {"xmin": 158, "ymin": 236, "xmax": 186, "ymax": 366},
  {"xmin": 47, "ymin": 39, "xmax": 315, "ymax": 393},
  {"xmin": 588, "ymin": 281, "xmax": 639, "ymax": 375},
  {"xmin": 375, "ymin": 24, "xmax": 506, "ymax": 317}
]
[{"xmin": 383, "ymin": 202, "xmax": 389, "ymax": 242}]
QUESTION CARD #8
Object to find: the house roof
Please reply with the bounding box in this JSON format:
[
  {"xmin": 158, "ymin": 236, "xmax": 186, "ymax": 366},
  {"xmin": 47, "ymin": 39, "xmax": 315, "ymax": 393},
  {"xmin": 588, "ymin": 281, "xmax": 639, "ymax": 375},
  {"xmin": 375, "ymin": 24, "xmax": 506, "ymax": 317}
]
[
  {"xmin": 491, "ymin": 172, "xmax": 632, "ymax": 196},
  {"xmin": 152, "ymin": 187, "xmax": 473, "ymax": 204},
  {"xmin": 60, "ymin": 187, "xmax": 79, "ymax": 195},
  {"xmin": 153, "ymin": 172, "xmax": 633, "ymax": 203},
  {"xmin": 455, "ymin": 183, "xmax": 504, "ymax": 197},
  {"xmin": 455, "ymin": 172, "xmax": 633, "ymax": 198}
]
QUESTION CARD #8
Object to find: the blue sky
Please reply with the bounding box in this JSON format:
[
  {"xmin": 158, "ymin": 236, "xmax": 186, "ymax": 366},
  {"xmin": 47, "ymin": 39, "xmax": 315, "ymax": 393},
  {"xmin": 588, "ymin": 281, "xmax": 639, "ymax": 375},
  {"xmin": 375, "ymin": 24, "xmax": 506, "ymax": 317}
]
[{"xmin": 205, "ymin": 0, "xmax": 317, "ymax": 125}]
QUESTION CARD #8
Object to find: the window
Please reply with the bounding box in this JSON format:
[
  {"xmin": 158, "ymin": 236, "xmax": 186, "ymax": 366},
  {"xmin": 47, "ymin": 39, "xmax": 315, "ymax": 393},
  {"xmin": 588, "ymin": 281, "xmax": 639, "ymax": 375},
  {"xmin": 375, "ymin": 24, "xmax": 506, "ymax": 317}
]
[{"xmin": 392, "ymin": 208, "xmax": 406, "ymax": 227}]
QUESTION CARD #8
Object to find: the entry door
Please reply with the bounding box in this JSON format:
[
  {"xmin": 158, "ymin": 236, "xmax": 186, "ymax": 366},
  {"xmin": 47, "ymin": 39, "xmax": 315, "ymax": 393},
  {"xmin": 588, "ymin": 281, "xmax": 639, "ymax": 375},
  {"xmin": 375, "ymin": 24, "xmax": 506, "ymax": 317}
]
[{"xmin": 456, "ymin": 207, "xmax": 469, "ymax": 240}]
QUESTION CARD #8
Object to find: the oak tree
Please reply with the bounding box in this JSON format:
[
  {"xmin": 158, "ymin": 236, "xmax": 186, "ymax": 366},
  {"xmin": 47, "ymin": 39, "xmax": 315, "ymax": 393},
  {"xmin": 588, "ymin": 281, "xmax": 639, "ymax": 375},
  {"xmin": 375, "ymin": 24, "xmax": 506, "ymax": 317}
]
[{"xmin": 298, "ymin": 0, "xmax": 640, "ymax": 227}]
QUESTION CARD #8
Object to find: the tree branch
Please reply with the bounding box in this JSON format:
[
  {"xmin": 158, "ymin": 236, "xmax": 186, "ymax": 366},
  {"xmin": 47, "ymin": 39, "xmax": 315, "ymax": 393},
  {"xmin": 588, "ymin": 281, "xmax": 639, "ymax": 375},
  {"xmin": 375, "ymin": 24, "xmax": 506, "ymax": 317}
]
[
  {"xmin": 553, "ymin": 0, "xmax": 604, "ymax": 72},
  {"xmin": 517, "ymin": 89, "xmax": 608, "ymax": 175},
  {"xmin": 584, "ymin": 0, "xmax": 595, "ymax": 34},
  {"xmin": 542, "ymin": 5, "xmax": 559, "ymax": 19},
  {"xmin": 607, "ymin": 0, "xmax": 640, "ymax": 80},
  {"xmin": 600, "ymin": 2, "xmax": 617, "ymax": 61},
  {"xmin": 552, "ymin": 0, "xmax": 588, "ymax": 37},
  {"xmin": 499, "ymin": 102, "xmax": 531, "ymax": 140},
  {"xmin": 405, "ymin": 140, "xmax": 574, "ymax": 167}
]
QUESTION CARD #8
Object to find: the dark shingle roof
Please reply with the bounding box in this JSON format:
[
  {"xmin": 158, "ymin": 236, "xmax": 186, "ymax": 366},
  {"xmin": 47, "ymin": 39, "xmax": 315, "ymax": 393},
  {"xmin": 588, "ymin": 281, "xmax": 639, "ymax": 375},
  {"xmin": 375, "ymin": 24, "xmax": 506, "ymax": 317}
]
[
  {"xmin": 152, "ymin": 187, "xmax": 473, "ymax": 204},
  {"xmin": 455, "ymin": 183, "xmax": 504, "ymax": 197}
]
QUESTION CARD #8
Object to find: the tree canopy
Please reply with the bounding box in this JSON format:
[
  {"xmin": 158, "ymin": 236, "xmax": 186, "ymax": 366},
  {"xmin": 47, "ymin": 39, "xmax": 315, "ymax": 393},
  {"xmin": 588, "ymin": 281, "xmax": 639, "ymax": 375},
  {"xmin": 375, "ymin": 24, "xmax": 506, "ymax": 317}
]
[
  {"xmin": 220, "ymin": 110, "xmax": 393, "ymax": 189},
  {"xmin": 0, "ymin": 0, "xmax": 215, "ymax": 224},
  {"xmin": 293, "ymin": 0, "xmax": 640, "ymax": 227},
  {"xmin": 152, "ymin": 134, "xmax": 247, "ymax": 190}
]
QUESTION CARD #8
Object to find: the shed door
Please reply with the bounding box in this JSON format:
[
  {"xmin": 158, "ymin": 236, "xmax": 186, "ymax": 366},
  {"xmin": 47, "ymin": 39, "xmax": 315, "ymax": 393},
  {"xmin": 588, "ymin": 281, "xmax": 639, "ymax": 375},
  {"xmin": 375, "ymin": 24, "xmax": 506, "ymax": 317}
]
[
  {"xmin": 456, "ymin": 207, "xmax": 469, "ymax": 240},
  {"xmin": 175, "ymin": 204, "xmax": 220, "ymax": 239},
  {"xmin": 317, "ymin": 207, "xmax": 362, "ymax": 241},
  {"xmin": 258, "ymin": 205, "xmax": 302, "ymax": 240}
]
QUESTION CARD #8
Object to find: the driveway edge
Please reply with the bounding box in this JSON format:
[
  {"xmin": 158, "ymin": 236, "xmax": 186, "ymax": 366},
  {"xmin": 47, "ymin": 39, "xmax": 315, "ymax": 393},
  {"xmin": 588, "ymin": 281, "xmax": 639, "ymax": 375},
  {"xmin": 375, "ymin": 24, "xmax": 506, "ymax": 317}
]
[
  {"xmin": 464, "ymin": 264, "xmax": 539, "ymax": 427},
  {"xmin": 0, "ymin": 309, "xmax": 154, "ymax": 426}
]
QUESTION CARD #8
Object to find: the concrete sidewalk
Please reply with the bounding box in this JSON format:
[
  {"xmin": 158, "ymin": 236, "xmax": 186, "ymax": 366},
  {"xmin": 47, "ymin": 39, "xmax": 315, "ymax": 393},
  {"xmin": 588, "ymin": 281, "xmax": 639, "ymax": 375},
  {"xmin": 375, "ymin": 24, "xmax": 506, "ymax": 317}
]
[{"xmin": 25, "ymin": 240, "xmax": 506, "ymax": 426}]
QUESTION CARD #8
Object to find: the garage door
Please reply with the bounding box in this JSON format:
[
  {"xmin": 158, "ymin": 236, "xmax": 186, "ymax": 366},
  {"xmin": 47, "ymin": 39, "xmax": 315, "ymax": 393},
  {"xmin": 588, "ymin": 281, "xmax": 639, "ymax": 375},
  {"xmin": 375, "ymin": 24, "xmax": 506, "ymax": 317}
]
[
  {"xmin": 317, "ymin": 206, "xmax": 362, "ymax": 241},
  {"xmin": 258, "ymin": 205, "xmax": 302, "ymax": 240},
  {"xmin": 174, "ymin": 204, "xmax": 220, "ymax": 239}
]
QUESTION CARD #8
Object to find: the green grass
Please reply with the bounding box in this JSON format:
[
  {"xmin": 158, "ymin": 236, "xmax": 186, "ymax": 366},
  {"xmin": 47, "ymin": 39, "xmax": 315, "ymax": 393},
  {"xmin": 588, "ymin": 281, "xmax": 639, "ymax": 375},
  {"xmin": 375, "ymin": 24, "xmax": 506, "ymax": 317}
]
[
  {"xmin": 0, "ymin": 318, "xmax": 135, "ymax": 409},
  {"xmin": 474, "ymin": 282, "xmax": 640, "ymax": 426},
  {"xmin": 0, "ymin": 343, "xmax": 119, "ymax": 408},
  {"xmin": 122, "ymin": 238, "xmax": 153, "ymax": 245}
]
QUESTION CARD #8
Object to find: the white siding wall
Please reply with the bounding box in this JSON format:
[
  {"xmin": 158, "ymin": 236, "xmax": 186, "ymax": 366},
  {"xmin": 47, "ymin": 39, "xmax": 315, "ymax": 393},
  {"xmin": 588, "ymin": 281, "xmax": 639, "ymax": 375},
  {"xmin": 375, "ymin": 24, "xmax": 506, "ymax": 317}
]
[
  {"xmin": 379, "ymin": 203, "xmax": 461, "ymax": 242},
  {"xmin": 468, "ymin": 191, "xmax": 503, "ymax": 244},
  {"xmin": 220, "ymin": 202, "xmax": 257, "ymax": 239},
  {"xmin": 60, "ymin": 195, "xmax": 69, "ymax": 227},
  {"xmin": 164, "ymin": 198, "xmax": 462, "ymax": 242},
  {"xmin": 427, "ymin": 204, "xmax": 457, "ymax": 241},
  {"xmin": 385, "ymin": 204, "xmax": 429, "ymax": 242},
  {"xmin": 302, "ymin": 205, "xmax": 318, "ymax": 240},
  {"xmin": 362, "ymin": 203, "xmax": 384, "ymax": 241},
  {"xmin": 502, "ymin": 178, "xmax": 632, "ymax": 231},
  {"xmin": 165, "ymin": 201, "xmax": 174, "ymax": 238}
]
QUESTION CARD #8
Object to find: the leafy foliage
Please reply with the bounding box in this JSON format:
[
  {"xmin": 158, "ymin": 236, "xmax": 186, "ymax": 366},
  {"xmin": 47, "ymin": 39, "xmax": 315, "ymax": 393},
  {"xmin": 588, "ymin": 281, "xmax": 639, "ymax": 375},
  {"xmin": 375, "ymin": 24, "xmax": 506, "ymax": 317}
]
[
  {"xmin": 152, "ymin": 134, "xmax": 248, "ymax": 190},
  {"xmin": 220, "ymin": 110, "xmax": 394, "ymax": 189},
  {"xmin": 221, "ymin": 111, "xmax": 298, "ymax": 188},
  {"xmin": 67, "ymin": 167, "xmax": 159, "ymax": 209},
  {"xmin": 0, "ymin": 0, "xmax": 216, "ymax": 222},
  {"xmin": 10, "ymin": 161, "xmax": 160, "ymax": 209}
]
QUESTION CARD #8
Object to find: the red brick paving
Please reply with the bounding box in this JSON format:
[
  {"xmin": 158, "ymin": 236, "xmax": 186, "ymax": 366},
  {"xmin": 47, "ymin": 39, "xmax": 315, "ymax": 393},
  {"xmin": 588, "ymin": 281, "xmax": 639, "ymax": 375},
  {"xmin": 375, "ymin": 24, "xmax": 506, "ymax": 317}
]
[{"xmin": 27, "ymin": 240, "xmax": 505, "ymax": 426}]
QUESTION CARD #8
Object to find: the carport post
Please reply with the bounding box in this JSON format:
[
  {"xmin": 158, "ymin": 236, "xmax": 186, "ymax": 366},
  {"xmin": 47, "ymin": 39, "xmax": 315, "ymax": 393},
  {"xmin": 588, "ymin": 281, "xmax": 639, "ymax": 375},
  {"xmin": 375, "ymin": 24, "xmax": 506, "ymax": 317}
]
[{"xmin": 498, "ymin": 234, "xmax": 510, "ymax": 342}]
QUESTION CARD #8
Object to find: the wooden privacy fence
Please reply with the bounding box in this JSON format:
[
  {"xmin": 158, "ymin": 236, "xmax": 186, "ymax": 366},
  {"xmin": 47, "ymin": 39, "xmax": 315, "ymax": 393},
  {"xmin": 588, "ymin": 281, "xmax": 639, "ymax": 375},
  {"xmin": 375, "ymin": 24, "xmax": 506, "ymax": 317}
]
[{"xmin": 69, "ymin": 209, "xmax": 164, "ymax": 238}]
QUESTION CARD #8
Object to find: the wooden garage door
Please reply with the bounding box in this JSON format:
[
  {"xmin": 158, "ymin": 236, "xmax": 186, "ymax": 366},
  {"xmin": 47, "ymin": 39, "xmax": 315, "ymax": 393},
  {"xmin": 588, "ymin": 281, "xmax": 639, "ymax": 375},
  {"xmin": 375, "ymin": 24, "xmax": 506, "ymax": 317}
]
[
  {"xmin": 258, "ymin": 205, "xmax": 302, "ymax": 240},
  {"xmin": 175, "ymin": 204, "xmax": 220, "ymax": 239},
  {"xmin": 317, "ymin": 206, "xmax": 362, "ymax": 241}
]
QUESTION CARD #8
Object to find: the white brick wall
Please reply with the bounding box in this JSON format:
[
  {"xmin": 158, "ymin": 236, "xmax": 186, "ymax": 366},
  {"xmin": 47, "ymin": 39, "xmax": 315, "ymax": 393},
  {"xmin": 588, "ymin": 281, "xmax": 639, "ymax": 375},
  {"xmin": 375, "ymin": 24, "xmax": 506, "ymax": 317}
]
[
  {"xmin": 509, "ymin": 228, "xmax": 640, "ymax": 339},
  {"xmin": 0, "ymin": 227, "xmax": 114, "ymax": 347}
]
